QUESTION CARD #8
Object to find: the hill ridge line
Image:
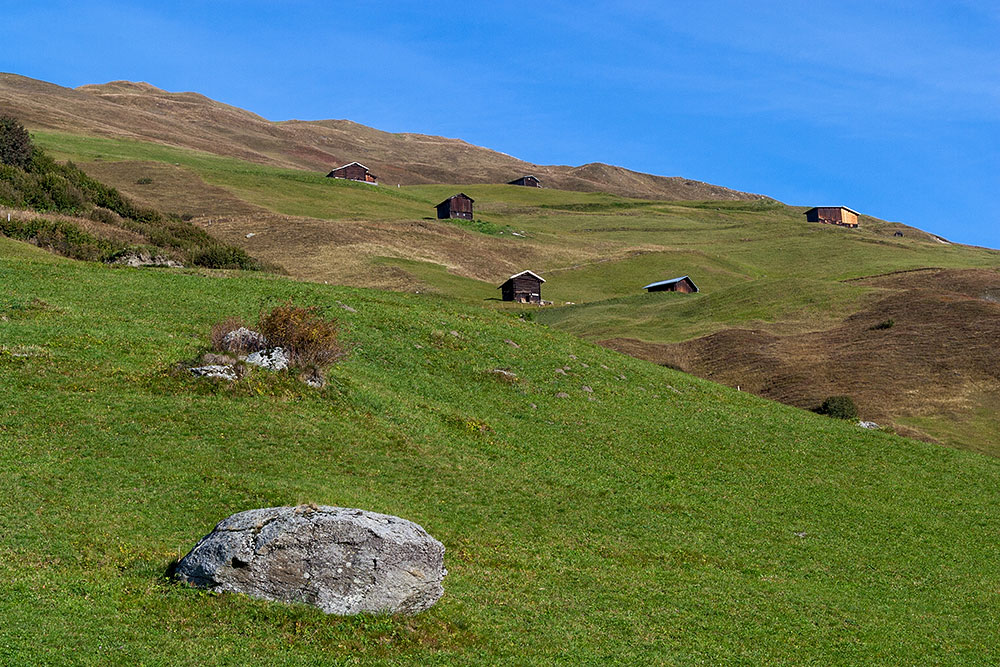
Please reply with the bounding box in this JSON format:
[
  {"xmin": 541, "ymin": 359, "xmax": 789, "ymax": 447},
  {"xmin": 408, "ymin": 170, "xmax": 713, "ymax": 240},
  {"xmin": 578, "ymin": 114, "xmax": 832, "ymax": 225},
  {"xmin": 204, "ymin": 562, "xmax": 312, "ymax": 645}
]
[{"xmin": 1, "ymin": 72, "xmax": 769, "ymax": 201}]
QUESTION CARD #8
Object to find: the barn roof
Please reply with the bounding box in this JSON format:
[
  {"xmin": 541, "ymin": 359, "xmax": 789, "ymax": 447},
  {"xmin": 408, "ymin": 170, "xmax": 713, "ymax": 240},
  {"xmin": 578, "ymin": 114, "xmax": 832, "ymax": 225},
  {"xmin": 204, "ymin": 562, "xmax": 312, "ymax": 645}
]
[
  {"xmin": 805, "ymin": 205, "xmax": 860, "ymax": 216},
  {"xmin": 642, "ymin": 275, "xmax": 697, "ymax": 290},
  {"xmin": 437, "ymin": 193, "xmax": 474, "ymax": 206},
  {"xmin": 498, "ymin": 270, "xmax": 545, "ymax": 287},
  {"xmin": 331, "ymin": 161, "xmax": 371, "ymax": 171}
]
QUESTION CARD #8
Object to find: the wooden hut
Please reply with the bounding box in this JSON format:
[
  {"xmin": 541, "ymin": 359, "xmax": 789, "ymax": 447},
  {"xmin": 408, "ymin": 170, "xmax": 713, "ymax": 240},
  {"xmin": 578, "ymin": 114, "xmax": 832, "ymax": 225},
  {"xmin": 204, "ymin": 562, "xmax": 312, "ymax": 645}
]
[
  {"xmin": 436, "ymin": 193, "xmax": 474, "ymax": 220},
  {"xmin": 499, "ymin": 270, "xmax": 545, "ymax": 303},
  {"xmin": 508, "ymin": 175, "xmax": 541, "ymax": 188},
  {"xmin": 642, "ymin": 276, "xmax": 699, "ymax": 293},
  {"xmin": 326, "ymin": 162, "xmax": 378, "ymax": 184},
  {"xmin": 804, "ymin": 206, "xmax": 859, "ymax": 228}
]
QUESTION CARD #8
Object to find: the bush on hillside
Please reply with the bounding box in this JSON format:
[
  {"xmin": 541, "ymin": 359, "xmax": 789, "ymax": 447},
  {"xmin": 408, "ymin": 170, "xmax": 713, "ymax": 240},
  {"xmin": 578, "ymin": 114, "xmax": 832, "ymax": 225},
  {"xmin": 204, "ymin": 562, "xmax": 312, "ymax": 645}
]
[
  {"xmin": 88, "ymin": 207, "xmax": 125, "ymax": 225},
  {"xmin": 0, "ymin": 115, "xmax": 33, "ymax": 170},
  {"xmin": 0, "ymin": 121, "xmax": 268, "ymax": 270},
  {"xmin": 0, "ymin": 215, "xmax": 132, "ymax": 263},
  {"xmin": 190, "ymin": 244, "xmax": 261, "ymax": 270},
  {"xmin": 258, "ymin": 303, "xmax": 346, "ymax": 368},
  {"xmin": 816, "ymin": 395, "xmax": 859, "ymax": 420}
]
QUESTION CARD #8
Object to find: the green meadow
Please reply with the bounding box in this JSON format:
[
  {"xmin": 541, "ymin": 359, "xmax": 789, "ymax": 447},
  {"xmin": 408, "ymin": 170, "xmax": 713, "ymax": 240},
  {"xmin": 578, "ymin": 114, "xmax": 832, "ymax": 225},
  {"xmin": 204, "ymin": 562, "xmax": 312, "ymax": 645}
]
[{"xmin": 3, "ymin": 237, "xmax": 1000, "ymax": 663}]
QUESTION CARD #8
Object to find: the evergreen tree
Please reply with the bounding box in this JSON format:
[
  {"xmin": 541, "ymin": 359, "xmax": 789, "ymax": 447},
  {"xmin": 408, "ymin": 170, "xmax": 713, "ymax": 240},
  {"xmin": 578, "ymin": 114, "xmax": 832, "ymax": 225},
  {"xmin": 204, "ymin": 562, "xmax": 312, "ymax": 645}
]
[{"xmin": 0, "ymin": 115, "xmax": 33, "ymax": 170}]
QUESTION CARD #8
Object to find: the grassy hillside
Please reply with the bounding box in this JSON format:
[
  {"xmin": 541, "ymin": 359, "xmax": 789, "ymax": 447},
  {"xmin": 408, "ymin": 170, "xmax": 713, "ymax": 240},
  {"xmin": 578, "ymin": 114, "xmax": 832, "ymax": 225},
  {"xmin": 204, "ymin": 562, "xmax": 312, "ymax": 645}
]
[
  {"xmin": 3, "ymin": 237, "xmax": 1000, "ymax": 663},
  {"xmin": 25, "ymin": 130, "xmax": 1000, "ymax": 452}
]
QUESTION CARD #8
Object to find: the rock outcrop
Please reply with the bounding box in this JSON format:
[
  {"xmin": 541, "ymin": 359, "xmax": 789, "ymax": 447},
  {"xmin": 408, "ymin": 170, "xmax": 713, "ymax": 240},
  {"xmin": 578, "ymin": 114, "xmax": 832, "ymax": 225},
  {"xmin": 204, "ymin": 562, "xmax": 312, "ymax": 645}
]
[
  {"xmin": 174, "ymin": 505, "xmax": 446, "ymax": 615},
  {"xmin": 245, "ymin": 347, "xmax": 288, "ymax": 371},
  {"xmin": 189, "ymin": 364, "xmax": 238, "ymax": 381}
]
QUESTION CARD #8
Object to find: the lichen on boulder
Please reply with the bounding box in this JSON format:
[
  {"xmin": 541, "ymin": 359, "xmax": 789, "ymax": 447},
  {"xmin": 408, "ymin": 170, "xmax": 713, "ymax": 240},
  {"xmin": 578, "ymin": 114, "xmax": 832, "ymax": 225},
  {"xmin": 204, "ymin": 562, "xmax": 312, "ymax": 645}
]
[{"xmin": 174, "ymin": 505, "xmax": 446, "ymax": 615}]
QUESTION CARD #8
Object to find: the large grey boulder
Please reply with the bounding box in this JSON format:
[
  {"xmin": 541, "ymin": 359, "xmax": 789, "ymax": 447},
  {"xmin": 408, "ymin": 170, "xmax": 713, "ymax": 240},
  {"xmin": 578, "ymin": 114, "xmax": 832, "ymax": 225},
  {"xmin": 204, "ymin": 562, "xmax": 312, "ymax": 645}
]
[{"xmin": 174, "ymin": 506, "xmax": 446, "ymax": 615}]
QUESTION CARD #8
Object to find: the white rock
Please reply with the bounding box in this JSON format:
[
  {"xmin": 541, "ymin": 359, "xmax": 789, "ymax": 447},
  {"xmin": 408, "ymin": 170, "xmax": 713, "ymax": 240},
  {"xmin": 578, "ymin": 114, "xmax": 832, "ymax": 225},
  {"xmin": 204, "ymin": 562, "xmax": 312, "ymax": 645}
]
[
  {"xmin": 190, "ymin": 365, "xmax": 238, "ymax": 381},
  {"xmin": 222, "ymin": 327, "xmax": 267, "ymax": 352},
  {"xmin": 245, "ymin": 347, "xmax": 289, "ymax": 371}
]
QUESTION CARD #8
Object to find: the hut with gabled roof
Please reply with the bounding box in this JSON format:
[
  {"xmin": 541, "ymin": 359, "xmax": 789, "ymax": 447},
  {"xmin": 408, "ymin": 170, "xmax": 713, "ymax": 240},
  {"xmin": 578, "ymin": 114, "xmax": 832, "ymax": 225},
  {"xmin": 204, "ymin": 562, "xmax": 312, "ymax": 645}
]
[
  {"xmin": 499, "ymin": 270, "xmax": 545, "ymax": 303},
  {"xmin": 436, "ymin": 193, "xmax": 474, "ymax": 220},
  {"xmin": 508, "ymin": 175, "xmax": 541, "ymax": 188},
  {"xmin": 326, "ymin": 162, "xmax": 378, "ymax": 184}
]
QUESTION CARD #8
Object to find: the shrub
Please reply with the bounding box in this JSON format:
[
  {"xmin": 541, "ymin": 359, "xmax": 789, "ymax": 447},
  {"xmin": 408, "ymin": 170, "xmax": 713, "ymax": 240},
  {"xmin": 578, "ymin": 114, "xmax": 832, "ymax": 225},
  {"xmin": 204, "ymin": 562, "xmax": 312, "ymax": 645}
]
[
  {"xmin": 89, "ymin": 207, "xmax": 123, "ymax": 225},
  {"xmin": 136, "ymin": 177, "xmax": 153, "ymax": 185},
  {"xmin": 258, "ymin": 302, "xmax": 345, "ymax": 368},
  {"xmin": 191, "ymin": 245, "xmax": 261, "ymax": 270},
  {"xmin": 870, "ymin": 318, "xmax": 895, "ymax": 330},
  {"xmin": 0, "ymin": 215, "xmax": 132, "ymax": 263},
  {"xmin": 0, "ymin": 116, "xmax": 33, "ymax": 170},
  {"xmin": 816, "ymin": 395, "xmax": 859, "ymax": 420},
  {"xmin": 0, "ymin": 139, "xmax": 269, "ymax": 271},
  {"xmin": 211, "ymin": 317, "xmax": 248, "ymax": 354}
]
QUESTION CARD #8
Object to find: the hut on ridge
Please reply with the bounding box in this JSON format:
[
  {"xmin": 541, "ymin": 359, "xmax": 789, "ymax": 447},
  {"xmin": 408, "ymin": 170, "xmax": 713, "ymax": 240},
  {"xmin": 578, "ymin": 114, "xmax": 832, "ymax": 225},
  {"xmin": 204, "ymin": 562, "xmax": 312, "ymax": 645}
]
[
  {"xmin": 326, "ymin": 162, "xmax": 378, "ymax": 184},
  {"xmin": 436, "ymin": 193, "xmax": 474, "ymax": 220},
  {"xmin": 642, "ymin": 276, "xmax": 699, "ymax": 293},
  {"xmin": 804, "ymin": 206, "xmax": 859, "ymax": 228},
  {"xmin": 499, "ymin": 270, "xmax": 545, "ymax": 303},
  {"xmin": 508, "ymin": 175, "xmax": 541, "ymax": 188}
]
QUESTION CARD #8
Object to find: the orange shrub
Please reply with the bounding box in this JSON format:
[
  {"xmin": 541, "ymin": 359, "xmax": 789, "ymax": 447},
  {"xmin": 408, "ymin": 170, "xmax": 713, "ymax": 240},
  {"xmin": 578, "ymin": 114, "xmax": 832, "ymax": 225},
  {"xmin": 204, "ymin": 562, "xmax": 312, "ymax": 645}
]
[{"xmin": 258, "ymin": 303, "xmax": 345, "ymax": 368}]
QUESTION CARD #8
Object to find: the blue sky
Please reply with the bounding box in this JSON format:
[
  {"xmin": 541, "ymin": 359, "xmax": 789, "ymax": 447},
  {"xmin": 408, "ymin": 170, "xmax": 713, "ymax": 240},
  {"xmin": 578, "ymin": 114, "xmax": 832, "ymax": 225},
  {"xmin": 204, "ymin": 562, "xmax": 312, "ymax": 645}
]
[{"xmin": 4, "ymin": 1, "xmax": 999, "ymax": 248}]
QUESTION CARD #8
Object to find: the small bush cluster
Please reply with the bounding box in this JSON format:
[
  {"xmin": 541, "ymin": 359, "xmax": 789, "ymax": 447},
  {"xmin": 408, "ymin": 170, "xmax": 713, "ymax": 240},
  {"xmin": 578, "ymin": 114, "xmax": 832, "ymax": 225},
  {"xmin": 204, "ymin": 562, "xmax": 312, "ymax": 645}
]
[
  {"xmin": 190, "ymin": 244, "xmax": 262, "ymax": 271},
  {"xmin": 816, "ymin": 395, "xmax": 859, "ymax": 420},
  {"xmin": 0, "ymin": 215, "xmax": 134, "ymax": 262},
  {"xmin": 0, "ymin": 115, "xmax": 267, "ymax": 270},
  {"xmin": 258, "ymin": 303, "xmax": 346, "ymax": 368},
  {"xmin": 869, "ymin": 318, "xmax": 895, "ymax": 330}
]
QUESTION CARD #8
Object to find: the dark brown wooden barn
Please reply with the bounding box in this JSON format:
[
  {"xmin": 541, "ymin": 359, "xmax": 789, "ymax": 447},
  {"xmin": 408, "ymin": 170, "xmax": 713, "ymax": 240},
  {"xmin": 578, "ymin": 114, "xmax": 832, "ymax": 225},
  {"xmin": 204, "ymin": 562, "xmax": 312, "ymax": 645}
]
[
  {"xmin": 643, "ymin": 276, "xmax": 699, "ymax": 293},
  {"xmin": 508, "ymin": 175, "xmax": 541, "ymax": 187},
  {"xmin": 326, "ymin": 162, "xmax": 378, "ymax": 184},
  {"xmin": 436, "ymin": 193, "xmax": 474, "ymax": 220},
  {"xmin": 499, "ymin": 270, "xmax": 545, "ymax": 303},
  {"xmin": 804, "ymin": 206, "xmax": 859, "ymax": 228}
]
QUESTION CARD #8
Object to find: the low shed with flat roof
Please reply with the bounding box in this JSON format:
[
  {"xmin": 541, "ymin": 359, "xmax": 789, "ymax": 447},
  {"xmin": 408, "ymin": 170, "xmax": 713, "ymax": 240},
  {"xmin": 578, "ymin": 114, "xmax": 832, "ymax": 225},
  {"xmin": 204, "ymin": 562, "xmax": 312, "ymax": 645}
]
[{"xmin": 805, "ymin": 206, "xmax": 859, "ymax": 228}]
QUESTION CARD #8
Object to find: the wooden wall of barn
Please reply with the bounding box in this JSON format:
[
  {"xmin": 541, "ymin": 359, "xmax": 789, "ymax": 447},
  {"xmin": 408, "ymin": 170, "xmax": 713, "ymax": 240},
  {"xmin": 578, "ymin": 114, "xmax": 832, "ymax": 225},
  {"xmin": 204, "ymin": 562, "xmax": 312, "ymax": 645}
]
[
  {"xmin": 438, "ymin": 196, "xmax": 474, "ymax": 219},
  {"xmin": 330, "ymin": 164, "xmax": 375, "ymax": 182},
  {"xmin": 501, "ymin": 275, "xmax": 543, "ymax": 302}
]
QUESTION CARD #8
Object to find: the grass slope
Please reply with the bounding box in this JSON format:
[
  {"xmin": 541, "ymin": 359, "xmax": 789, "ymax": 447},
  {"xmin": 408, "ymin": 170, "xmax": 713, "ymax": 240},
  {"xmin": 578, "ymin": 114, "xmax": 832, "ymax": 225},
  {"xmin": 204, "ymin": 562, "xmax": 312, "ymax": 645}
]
[
  {"xmin": 25, "ymin": 131, "xmax": 1000, "ymax": 455},
  {"xmin": 3, "ymin": 237, "xmax": 1000, "ymax": 664}
]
